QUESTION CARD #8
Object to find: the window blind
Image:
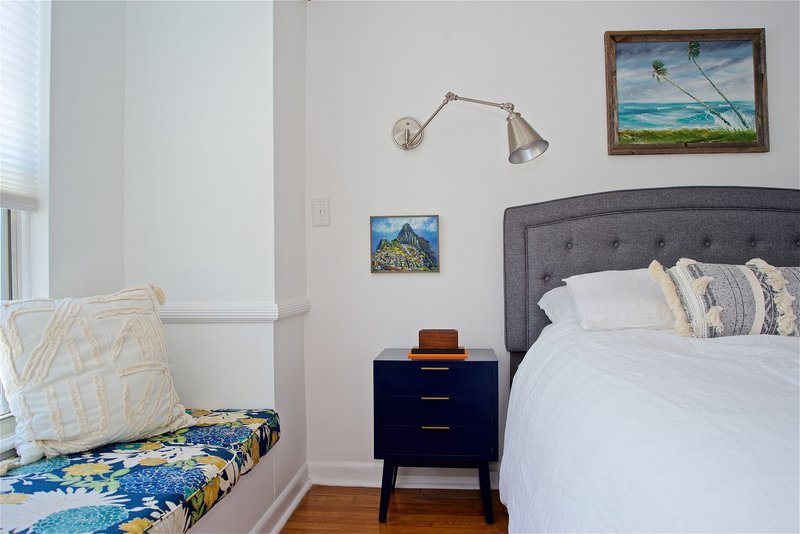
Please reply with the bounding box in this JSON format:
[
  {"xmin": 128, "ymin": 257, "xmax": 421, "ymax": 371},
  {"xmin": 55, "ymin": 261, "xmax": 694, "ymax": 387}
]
[{"xmin": 0, "ymin": 0, "xmax": 42, "ymax": 211}]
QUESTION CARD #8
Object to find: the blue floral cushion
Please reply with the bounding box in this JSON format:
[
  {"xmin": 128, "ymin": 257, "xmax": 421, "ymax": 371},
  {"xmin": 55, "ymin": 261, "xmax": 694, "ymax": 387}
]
[{"xmin": 0, "ymin": 409, "xmax": 279, "ymax": 533}]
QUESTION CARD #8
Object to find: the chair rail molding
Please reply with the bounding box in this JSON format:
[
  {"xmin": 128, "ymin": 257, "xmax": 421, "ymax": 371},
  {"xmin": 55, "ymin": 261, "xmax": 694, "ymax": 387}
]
[{"xmin": 159, "ymin": 297, "xmax": 311, "ymax": 324}]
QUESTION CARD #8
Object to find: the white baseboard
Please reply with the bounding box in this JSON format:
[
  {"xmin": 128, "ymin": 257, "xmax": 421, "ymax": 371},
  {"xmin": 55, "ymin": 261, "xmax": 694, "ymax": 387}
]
[
  {"xmin": 253, "ymin": 463, "xmax": 312, "ymax": 534},
  {"xmin": 308, "ymin": 460, "xmax": 499, "ymax": 490}
]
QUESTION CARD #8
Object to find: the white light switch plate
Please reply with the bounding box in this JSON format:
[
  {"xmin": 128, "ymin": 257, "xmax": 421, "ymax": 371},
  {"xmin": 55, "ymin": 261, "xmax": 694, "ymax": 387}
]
[{"xmin": 312, "ymin": 198, "xmax": 330, "ymax": 227}]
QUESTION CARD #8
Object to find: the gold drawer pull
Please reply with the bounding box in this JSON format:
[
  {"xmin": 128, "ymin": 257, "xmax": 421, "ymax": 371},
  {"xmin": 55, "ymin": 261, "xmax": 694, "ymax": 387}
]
[
  {"xmin": 421, "ymin": 425, "xmax": 450, "ymax": 431},
  {"xmin": 420, "ymin": 367, "xmax": 449, "ymax": 371},
  {"xmin": 420, "ymin": 396, "xmax": 450, "ymax": 401}
]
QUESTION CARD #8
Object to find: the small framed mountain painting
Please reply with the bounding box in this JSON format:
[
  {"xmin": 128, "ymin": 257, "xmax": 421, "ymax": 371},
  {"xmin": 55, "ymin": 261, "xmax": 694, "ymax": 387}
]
[
  {"xmin": 370, "ymin": 215, "xmax": 439, "ymax": 273},
  {"xmin": 605, "ymin": 29, "xmax": 768, "ymax": 155}
]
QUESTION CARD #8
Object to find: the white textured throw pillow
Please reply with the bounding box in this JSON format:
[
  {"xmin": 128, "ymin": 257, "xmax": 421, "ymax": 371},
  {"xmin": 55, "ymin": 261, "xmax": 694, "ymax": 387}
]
[
  {"xmin": 564, "ymin": 268, "xmax": 675, "ymax": 331},
  {"xmin": 0, "ymin": 286, "xmax": 192, "ymax": 470}
]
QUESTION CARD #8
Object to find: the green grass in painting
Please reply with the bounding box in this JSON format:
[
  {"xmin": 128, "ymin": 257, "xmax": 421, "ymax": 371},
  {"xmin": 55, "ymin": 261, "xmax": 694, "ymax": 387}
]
[{"xmin": 619, "ymin": 128, "xmax": 757, "ymax": 145}]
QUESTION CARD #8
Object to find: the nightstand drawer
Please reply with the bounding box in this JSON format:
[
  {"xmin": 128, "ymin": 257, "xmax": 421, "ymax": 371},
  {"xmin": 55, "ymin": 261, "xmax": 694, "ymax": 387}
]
[
  {"xmin": 376, "ymin": 424, "xmax": 495, "ymax": 458},
  {"xmin": 375, "ymin": 363, "xmax": 492, "ymax": 396},
  {"xmin": 376, "ymin": 395, "xmax": 492, "ymax": 425}
]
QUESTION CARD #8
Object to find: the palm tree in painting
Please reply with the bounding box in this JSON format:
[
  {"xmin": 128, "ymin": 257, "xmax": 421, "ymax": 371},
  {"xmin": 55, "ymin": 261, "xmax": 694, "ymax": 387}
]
[
  {"xmin": 686, "ymin": 41, "xmax": 749, "ymax": 129},
  {"xmin": 651, "ymin": 59, "xmax": 732, "ymax": 127}
]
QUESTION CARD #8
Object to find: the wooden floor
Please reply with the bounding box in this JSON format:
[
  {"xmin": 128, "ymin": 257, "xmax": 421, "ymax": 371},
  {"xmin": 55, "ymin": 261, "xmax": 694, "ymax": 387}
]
[{"xmin": 282, "ymin": 485, "xmax": 509, "ymax": 533}]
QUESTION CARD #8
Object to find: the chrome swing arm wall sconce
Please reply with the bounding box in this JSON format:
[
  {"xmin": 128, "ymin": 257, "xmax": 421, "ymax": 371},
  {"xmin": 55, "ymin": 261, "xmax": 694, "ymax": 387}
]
[{"xmin": 392, "ymin": 92, "xmax": 549, "ymax": 164}]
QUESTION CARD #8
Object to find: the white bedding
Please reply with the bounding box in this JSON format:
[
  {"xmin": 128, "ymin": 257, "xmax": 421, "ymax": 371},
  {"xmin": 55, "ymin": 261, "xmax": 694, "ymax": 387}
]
[{"xmin": 500, "ymin": 321, "xmax": 800, "ymax": 533}]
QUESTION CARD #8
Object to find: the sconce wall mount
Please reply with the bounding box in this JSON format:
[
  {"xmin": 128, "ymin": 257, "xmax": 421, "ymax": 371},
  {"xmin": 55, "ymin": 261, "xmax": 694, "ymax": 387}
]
[{"xmin": 392, "ymin": 92, "xmax": 549, "ymax": 164}]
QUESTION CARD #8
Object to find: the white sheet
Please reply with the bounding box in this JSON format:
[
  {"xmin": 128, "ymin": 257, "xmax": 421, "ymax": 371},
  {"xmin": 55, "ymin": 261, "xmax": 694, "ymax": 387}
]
[{"xmin": 500, "ymin": 321, "xmax": 800, "ymax": 533}]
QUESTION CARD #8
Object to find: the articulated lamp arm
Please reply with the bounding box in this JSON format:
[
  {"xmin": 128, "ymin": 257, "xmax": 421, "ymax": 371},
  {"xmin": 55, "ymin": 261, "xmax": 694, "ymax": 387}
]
[
  {"xmin": 401, "ymin": 93, "xmax": 454, "ymax": 149},
  {"xmin": 392, "ymin": 92, "xmax": 548, "ymax": 164},
  {"xmin": 400, "ymin": 92, "xmax": 516, "ymax": 149}
]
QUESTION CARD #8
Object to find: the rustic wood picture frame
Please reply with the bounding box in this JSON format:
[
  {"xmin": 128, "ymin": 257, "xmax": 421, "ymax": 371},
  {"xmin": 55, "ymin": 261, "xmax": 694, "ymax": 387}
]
[{"xmin": 605, "ymin": 29, "xmax": 769, "ymax": 155}]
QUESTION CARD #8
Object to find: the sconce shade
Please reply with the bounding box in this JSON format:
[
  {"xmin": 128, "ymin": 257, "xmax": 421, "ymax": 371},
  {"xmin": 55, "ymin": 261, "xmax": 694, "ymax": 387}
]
[{"xmin": 507, "ymin": 112, "xmax": 549, "ymax": 164}]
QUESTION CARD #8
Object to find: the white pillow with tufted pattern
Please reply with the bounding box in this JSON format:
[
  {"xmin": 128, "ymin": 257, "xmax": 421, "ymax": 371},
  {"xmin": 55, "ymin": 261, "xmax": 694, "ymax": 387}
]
[{"xmin": 0, "ymin": 285, "xmax": 192, "ymax": 470}]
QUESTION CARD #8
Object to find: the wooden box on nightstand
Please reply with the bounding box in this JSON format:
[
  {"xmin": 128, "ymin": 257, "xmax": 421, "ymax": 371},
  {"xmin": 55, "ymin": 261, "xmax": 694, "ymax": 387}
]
[{"xmin": 373, "ymin": 348, "xmax": 499, "ymax": 523}]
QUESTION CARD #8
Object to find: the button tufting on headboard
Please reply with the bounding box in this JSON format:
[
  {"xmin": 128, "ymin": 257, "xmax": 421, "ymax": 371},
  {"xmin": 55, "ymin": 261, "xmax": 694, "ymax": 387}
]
[{"xmin": 504, "ymin": 186, "xmax": 800, "ymax": 382}]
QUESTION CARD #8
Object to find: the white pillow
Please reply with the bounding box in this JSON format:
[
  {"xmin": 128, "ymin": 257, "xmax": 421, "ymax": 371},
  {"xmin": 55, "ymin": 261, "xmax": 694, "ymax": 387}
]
[
  {"xmin": 0, "ymin": 285, "xmax": 192, "ymax": 469},
  {"xmin": 564, "ymin": 268, "xmax": 674, "ymax": 331},
  {"xmin": 537, "ymin": 286, "xmax": 578, "ymax": 323}
]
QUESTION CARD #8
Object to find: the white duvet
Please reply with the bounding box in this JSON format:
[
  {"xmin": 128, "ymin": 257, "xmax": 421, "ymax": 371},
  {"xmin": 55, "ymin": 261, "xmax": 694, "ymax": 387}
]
[{"xmin": 500, "ymin": 321, "xmax": 800, "ymax": 533}]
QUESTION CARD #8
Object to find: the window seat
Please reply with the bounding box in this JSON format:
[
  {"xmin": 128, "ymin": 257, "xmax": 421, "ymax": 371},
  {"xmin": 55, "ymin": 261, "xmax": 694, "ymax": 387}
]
[{"xmin": 0, "ymin": 409, "xmax": 280, "ymax": 534}]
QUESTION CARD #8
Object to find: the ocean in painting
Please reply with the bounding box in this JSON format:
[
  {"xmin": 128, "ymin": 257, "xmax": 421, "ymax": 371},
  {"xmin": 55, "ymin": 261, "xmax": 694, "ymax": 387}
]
[{"xmin": 619, "ymin": 101, "xmax": 755, "ymax": 131}]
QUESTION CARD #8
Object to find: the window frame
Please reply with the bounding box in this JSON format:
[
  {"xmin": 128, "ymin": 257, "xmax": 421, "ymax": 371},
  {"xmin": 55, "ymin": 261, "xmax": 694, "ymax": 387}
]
[
  {"xmin": 2, "ymin": 208, "xmax": 19, "ymax": 301},
  {"xmin": 0, "ymin": 209, "xmax": 16, "ymax": 454},
  {"xmin": 0, "ymin": 0, "xmax": 51, "ymax": 457}
]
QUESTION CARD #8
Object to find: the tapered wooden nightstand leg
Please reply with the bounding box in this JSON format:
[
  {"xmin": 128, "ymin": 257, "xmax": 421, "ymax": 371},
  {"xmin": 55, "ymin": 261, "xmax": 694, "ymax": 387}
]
[
  {"xmin": 391, "ymin": 465, "xmax": 399, "ymax": 492},
  {"xmin": 378, "ymin": 460, "xmax": 394, "ymax": 522},
  {"xmin": 478, "ymin": 462, "xmax": 494, "ymax": 524}
]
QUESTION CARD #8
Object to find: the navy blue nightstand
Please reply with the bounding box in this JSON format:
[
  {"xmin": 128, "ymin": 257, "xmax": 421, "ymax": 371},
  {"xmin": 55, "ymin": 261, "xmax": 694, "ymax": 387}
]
[{"xmin": 373, "ymin": 348, "xmax": 499, "ymax": 523}]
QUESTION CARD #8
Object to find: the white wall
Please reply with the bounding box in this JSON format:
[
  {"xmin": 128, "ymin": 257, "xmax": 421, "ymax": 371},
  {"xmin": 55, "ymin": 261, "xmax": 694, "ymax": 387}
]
[
  {"xmin": 49, "ymin": 1, "xmax": 310, "ymax": 529},
  {"xmin": 124, "ymin": 1, "xmax": 274, "ymax": 302},
  {"xmin": 274, "ymin": 0, "xmax": 308, "ymax": 304},
  {"xmin": 49, "ymin": 1, "xmax": 125, "ymax": 298},
  {"xmin": 273, "ymin": 0, "xmax": 309, "ymax": 516},
  {"xmin": 124, "ymin": 0, "xmax": 278, "ymax": 410},
  {"xmin": 304, "ymin": 0, "xmax": 800, "ymax": 487}
]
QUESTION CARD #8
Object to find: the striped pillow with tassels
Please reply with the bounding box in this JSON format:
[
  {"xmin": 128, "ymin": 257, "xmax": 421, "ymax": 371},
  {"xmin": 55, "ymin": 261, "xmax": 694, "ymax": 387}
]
[{"xmin": 649, "ymin": 258, "xmax": 799, "ymax": 338}]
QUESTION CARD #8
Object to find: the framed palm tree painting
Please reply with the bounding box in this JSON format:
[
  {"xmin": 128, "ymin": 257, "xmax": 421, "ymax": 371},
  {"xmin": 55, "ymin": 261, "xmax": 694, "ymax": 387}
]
[{"xmin": 605, "ymin": 29, "xmax": 768, "ymax": 155}]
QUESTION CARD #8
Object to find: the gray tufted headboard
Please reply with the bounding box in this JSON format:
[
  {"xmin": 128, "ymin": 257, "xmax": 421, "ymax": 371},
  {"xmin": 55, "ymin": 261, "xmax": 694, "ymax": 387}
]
[{"xmin": 504, "ymin": 186, "xmax": 800, "ymax": 381}]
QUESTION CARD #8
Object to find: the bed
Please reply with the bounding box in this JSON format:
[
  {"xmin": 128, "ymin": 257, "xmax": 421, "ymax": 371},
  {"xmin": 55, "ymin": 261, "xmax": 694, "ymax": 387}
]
[{"xmin": 500, "ymin": 186, "xmax": 800, "ymax": 533}]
